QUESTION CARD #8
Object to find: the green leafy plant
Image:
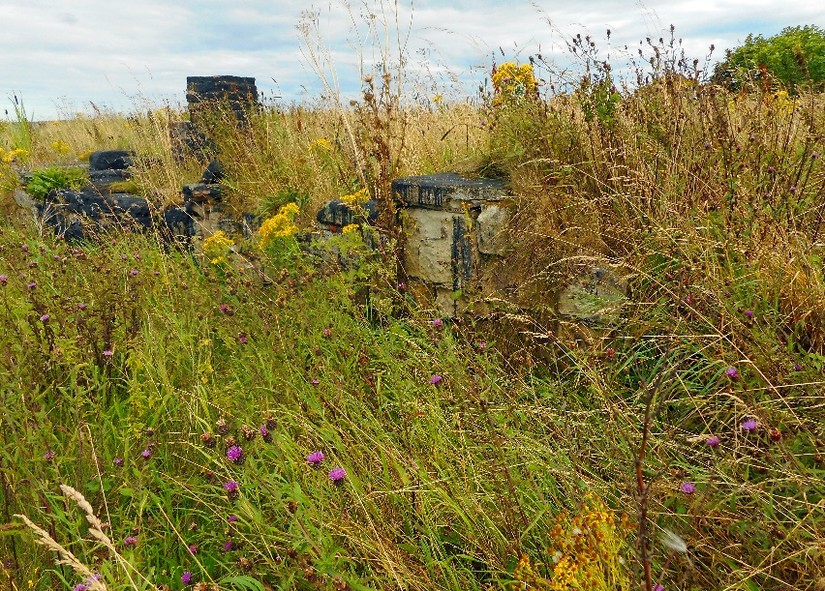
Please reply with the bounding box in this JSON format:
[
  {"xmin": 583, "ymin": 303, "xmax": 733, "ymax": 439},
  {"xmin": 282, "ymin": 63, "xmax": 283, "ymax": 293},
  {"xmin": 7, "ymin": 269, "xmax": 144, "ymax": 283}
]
[{"xmin": 25, "ymin": 166, "xmax": 87, "ymax": 199}]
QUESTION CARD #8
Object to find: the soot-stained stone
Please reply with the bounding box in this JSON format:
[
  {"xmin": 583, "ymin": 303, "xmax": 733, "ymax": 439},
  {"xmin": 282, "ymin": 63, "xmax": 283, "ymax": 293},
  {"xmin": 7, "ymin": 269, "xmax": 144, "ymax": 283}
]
[
  {"xmin": 183, "ymin": 183, "xmax": 224, "ymax": 203},
  {"xmin": 200, "ymin": 159, "xmax": 225, "ymax": 184},
  {"xmin": 89, "ymin": 150, "xmax": 134, "ymax": 171},
  {"xmin": 391, "ymin": 173, "xmax": 507, "ymax": 211},
  {"xmin": 316, "ymin": 199, "xmax": 378, "ymax": 229}
]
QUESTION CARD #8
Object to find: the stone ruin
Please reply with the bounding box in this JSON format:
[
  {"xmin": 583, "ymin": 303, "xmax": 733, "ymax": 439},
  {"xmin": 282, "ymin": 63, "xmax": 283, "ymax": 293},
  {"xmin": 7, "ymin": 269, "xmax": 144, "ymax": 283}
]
[{"xmin": 10, "ymin": 73, "xmax": 627, "ymax": 329}]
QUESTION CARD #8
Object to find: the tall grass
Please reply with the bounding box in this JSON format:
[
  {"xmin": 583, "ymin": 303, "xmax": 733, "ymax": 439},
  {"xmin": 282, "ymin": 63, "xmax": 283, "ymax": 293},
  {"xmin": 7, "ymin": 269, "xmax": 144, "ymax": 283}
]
[{"xmin": 0, "ymin": 15, "xmax": 823, "ymax": 591}]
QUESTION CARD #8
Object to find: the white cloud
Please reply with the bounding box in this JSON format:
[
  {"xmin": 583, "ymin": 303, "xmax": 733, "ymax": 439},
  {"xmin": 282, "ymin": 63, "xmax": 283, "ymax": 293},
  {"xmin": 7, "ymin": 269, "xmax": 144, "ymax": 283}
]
[{"xmin": 0, "ymin": 0, "xmax": 822, "ymax": 120}]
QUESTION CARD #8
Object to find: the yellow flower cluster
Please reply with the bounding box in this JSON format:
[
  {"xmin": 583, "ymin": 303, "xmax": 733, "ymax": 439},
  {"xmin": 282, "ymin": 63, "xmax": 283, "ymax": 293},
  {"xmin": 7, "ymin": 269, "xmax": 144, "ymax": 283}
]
[
  {"xmin": 311, "ymin": 137, "xmax": 332, "ymax": 152},
  {"xmin": 258, "ymin": 202, "xmax": 300, "ymax": 248},
  {"xmin": 339, "ymin": 188, "xmax": 370, "ymax": 207},
  {"xmin": 511, "ymin": 495, "xmax": 632, "ymax": 591},
  {"xmin": 492, "ymin": 62, "xmax": 537, "ymax": 103},
  {"xmin": 50, "ymin": 140, "xmax": 71, "ymax": 154},
  {"xmin": 0, "ymin": 147, "xmax": 29, "ymax": 163},
  {"xmin": 202, "ymin": 230, "xmax": 235, "ymax": 265},
  {"xmin": 341, "ymin": 224, "xmax": 360, "ymax": 234}
]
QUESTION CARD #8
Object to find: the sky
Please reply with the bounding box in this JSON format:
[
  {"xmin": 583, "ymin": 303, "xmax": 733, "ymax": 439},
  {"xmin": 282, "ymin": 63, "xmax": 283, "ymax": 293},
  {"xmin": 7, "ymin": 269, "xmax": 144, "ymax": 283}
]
[{"xmin": 1, "ymin": 0, "xmax": 822, "ymax": 121}]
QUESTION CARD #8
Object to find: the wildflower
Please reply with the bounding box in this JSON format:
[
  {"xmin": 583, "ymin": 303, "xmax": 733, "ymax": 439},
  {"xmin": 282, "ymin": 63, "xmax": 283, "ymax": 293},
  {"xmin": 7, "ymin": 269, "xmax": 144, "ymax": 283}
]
[
  {"xmin": 789, "ymin": 185, "xmax": 797, "ymax": 193},
  {"xmin": 103, "ymin": 349, "xmax": 114, "ymax": 358},
  {"xmin": 744, "ymin": 309, "xmax": 754, "ymax": 319},
  {"xmin": 431, "ymin": 318, "xmax": 443, "ymax": 328},
  {"xmin": 181, "ymin": 571, "xmax": 193, "ymax": 585},
  {"xmin": 123, "ymin": 535, "xmax": 138, "ymax": 547},
  {"xmin": 476, "ymin": 341, "xmax": 487, "ymax": 351},
  {"xmin": 328, "ymin": 467, "xmax": 346, "ymax": 484},
  {"xmin": 141, "ymin": 448, "xmax": 151, "ymax": 460},
  {"xmin": 793, "ymin": 363, "xmax": 803, "ymax": 371},
  {"xmin": 78, "ymin": 303, "xmax": 87, "ymax": 310},
  {"xmin": 188, "ymin": 544, "xmax": 198, "ymax": 554},
  {"xmin": 322, "ymin": 328, "xmax": 332, "ymax": 337},
  {"xmin": 429, "ymin": 374, "xmax": 443, "ymax": 385},
  {"xmin": 223, "ymin": 540, "xmax": 233, "ymax": 552},
  {"xmin": 741, "ymin": 418, "xmax": 759, "ymax": 433},
  {"xmin": 227, "ymin": 514, "xmax": 239, "ymax": 523},
  {"xmin": 216, "ymin": 418, "xmax": 230, "ymax": 435},
  {"xmin": 223, "ymin": 480, "xmax": 239, "ymax": 498},
  {"xmin": 306, "ymin": 451, "xmax": 325, "ymax": 466},
  {"xmin": 113, "ymin": 457, "xmax": 124, "ymax": 467},
  {"xmin": 226, "ymin": 445, "xmax": 243, "ymax": 464},
  {"xmin": 397, "ymin": 282, "xmax": 407, "ymax": 291},
  {"xmin": 705, "ymin": 435, "xmax": 720, "ymax": 448},
  {"xmin": 43, "ymin": 450, "xmax": 55, "ymax": 462},
  {"xmin": 0, "ymin": 274, "xmax": 7, "ymax": 285},
  {"xmin": 237, "ymin": 333, "xmax": 247, "ymax": 344},
  {"xmin": 257, "ymin": 203, "xmax": 299, "ymax": 248},
  {"xmin": 679, "ymin": 481, "xmax": 696, "ymax": 494},
  {"xmin": 812, "ymin": 151, "xmax": 820, "ymax": 160},
  {"xmin": 218, "ymin": 303, "xmax": 234, "ymax": 316},
  {"xmin": 310, "ymin": 379, "xmax": 319, "ymax": 386},
  {"xmin": 27, "ymin": 281, "xmax": 36, "ymax": 290},
  {"xmin": 259, "ymin": 425, "xmax": 272, "ymax": 443},
  {"xmin": 725, "ymin": 366, "xmax": 738, "ymax": 379},
  {"xmin": 73, "ymin": 584, "xmax": 88, "ymax": 591},
  {"xmin": 40, "ymin": 314, "xmax": 50, "ymax": 323},
  {"xmin": 654, "ymin": 585, "xmax": 665, "ymax": 591},
  {"xmin": 129, "ymin": 269, "xmax": 139, "ymax": 276}
]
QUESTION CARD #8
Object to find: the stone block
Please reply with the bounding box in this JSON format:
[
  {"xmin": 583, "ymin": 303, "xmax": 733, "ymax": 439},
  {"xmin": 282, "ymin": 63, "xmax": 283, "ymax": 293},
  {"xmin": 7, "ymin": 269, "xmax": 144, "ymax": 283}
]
[
  {"xmin": 476, "ymin": 204, "xmax": 509, "ymax": 255},
  {"xmin": 392, "ymin": 172, "xmax": 507, "ymax": 212},
  {"xmin": 89, "ymin": 150, "xmax": 134, "ymax": 171}
]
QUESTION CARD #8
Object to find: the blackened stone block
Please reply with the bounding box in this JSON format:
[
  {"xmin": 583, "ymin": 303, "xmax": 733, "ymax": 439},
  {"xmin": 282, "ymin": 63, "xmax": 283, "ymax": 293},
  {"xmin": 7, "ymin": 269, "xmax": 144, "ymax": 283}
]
[
  {"xmin": 316, "ymin": 199, "xmax": 378, "ymax": 229},
  {"xmin": 186, "ymin": 76, "xmax": 258, "ymax": 104},
  {"xmin": 183, "ymin": 183, "xmax": 224, "ymax": 203},
  {"xmin": 89, "ymin": 150, "xmax": 134, "ymax": 171},
  {"xmin": 89, "ymin": 169, "xmax": 130, "ymax": 191},
  {"xmin": 391, "ymin": 173, "xmax": 507, "ymax": 211},
  {"xmin": 200, "ymin": 159, "xmax": 225, "ymax": 184},
  {"xmin": 163, "ymin": 204, "xmax": 197, "ymax": 240}
]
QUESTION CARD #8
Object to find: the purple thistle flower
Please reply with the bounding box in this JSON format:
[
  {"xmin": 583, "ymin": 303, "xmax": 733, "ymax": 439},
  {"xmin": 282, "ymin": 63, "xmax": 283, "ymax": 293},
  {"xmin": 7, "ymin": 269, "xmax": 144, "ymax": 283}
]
[
  {"xmin": 322, "ymin": 327, "xmax": 333, "ymax": 337},
  {"xmin": 654, "ymin": 585, "xmax": 665, "ymax": 591},
  {"xmin": 741, "ymin": 418, "xmax": 759, "ymax": 433},
  {"xmin": 725, "ymin": 366, "xmax": 738, "ymax": 379},
  {"xmin": 188, "ymin": 544, "xmax": 198, "ymax": 554},
  {"xmin": 113, "ymin": 457, "xmax": 124, "ymax": 467},
  {"xmin": 789, "ymin": 185, "xmax": 797, "ymax": 193},
  {"xmin": 743, "ymin": 309, "xmax": 754, "ymax": 319},
  {"xmin": 78, "ymin": 303, "xmax": 87, "ymax": 310},
  {"xmin": 429, "ymin": 374, "xmax": 443, "ymax": 385},
  {"xmin": 27, "ymin": 281, "xmax": 36, "ymax": 290},
  {"xmin": 0, "ymin": 274, "xmax": 7, "ymax": 285},
  {"xmin": 226, "ymin": 445, "xmax": 243, "ymax": 463},
  {"xmin": 227, "ymin": 514, "xmax": 239, "ymax": 523},
  {"xmin": 103, "ymin": 349, "xmax": 114, "ymax": 358},
  {"xmin": 40, "ymin": 314, "xmax": 50, "ymax": 323},
  {"xmin": 223, "ymin": 540, "xmax": 233, "ymax": 552},
  {"xmin": 181, "ymin": 571, "xmax": 193, "ymax": 585},
  {"xmin": 238, "ymin": 333, "xmax": 248, "ymax": 344},
  {"xmin": 129, "ymin": 269, "xmax": 139, "ymax": 276},
  {"xmin": 306, "ymin": 451, "xmax": 325, "ymax": 466},
  {"xmin": 123, "ymin": 535, "xmax": 138, "ymax": 547},
  {"xmin": 73, "ymin": 584, "xmax": 88, "ymax": 591},
  {"xmin": 329, "ymin": 467, "xmax": 346, "ymax": 483},
  {"xmin": 812, "ymin": 151, "xmax": 820, "ymax": 160},
  {"xmin": 793, "ymin": 363, "xmax": 803, "ymax": 371},
  {"xmin": 705, "ymin": 435, "xmax": 720, "ymax": 448},
  {"xmin": 310, "ymin": 379, "xmax": 320, "ymax": 386},
  {"xmin": 679, "ymin": 481, "xmax": 696, "ymax": 494},
  {"xmin": 141, "ymin": 448, "xmax": 151, "ymax": 460},
  {"xmin": 223, "ymin": 480, "xmax": 239, "ymax": 498},
  {"xmin": 218, "ymin": 303, "xmax": 233, "ymax": 315},
  {"xmin": 43, "ymin": 450, "xmax": 55, "ymax": 461},
  {"xmin": 431, "ymin": 318, "xmax": 443, "ymax": 328}
]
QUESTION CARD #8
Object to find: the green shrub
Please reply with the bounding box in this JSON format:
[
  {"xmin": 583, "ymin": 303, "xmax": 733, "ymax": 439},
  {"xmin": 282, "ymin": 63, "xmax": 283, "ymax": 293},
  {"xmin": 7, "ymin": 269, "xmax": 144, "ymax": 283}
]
[{"xmin": 26, "ymin": 166, "xmax": 87, "ymax": 199}]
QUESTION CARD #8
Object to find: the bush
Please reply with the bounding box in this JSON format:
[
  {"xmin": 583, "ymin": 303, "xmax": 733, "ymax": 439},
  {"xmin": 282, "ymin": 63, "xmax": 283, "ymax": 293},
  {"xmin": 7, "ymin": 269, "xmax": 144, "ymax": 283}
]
[
  {"xmin": 25, "ymin": 166, "xmax": 87, "ymax": 199},
  {"xmin": 713, "ymin": 25, "xmax": 825, "ymax": 92}
]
